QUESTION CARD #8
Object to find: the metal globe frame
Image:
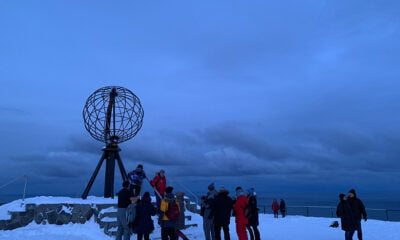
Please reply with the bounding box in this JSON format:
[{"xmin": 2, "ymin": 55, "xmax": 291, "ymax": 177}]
[{"xmin": 81, "ymin": 86, "xmax": 144, "ymax": 199}]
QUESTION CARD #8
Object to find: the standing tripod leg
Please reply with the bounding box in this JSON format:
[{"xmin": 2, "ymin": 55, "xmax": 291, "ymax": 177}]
[
  {"xmin": 104, "ymin": 151, "xmax": 116, "ymax": 198},
  {"xmin": 82, "ymin": 151, "xmax": 107, "ymax": 199},
  {"xmin": 116, "ymin": 152, "xmax": 128, "ymax": 181}
]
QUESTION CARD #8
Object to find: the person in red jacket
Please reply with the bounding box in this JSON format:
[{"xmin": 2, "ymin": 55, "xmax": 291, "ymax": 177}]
[
  {"xmin": 233, "ymin": 186, "xmax": 249, "ymax": 240},
  {"xmin": 150, "ymin": 169, "xmax": 167, "ymax": 212},
  {"xmin": 272, "ymin": 199, "xmax": 280, "ymax": 218}
]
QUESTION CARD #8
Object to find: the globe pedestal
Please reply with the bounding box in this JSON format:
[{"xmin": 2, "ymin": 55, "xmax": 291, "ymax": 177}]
[
  {"xmin": 81, "ymin": 86, "xmax": 144, "ymax": 199},
  {"xmin": 81, "ymin": 143, "xmax": 128, "ymax": 199}
]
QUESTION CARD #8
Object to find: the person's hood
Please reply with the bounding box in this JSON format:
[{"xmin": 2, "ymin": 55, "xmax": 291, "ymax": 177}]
[
  {"xmin": 348, "ymin": 189, "xmax": 357, "ymax": 197},
  {"xmin": 218, "ymin": 189, "xmax": 229, "ymax": 196},
  {"xmin": 175, "ymin": 191, "xmax": 184, "ymax": 198},
  {"xmin": 165, "ymin": 193, "xmax": 176, "ymax": 203},
  {"xmin": 246, "ymin": 188, "xmax": 254, "ymax": 197},
  {"xmin": 142, "ymin": 193, "xmax": 151, "ymax": 203},
  {"xmin": 207, "ymin": 190, "xmax": 217, "ymax": 198}
]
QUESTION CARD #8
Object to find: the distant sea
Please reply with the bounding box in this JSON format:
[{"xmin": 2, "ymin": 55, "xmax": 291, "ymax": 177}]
[{"xmin": 2, "ymin": 192, "xmax": 399, "ymax": 209}]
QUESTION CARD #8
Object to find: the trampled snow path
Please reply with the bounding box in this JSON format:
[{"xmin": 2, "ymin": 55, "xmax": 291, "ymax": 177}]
[{"xmin": 1, "ymin": 211, "xmax": 399, "ymax": 240}]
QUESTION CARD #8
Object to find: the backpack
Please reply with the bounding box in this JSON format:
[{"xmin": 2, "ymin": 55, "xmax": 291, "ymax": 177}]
[
  {"xmin": 244, "ymin": 203, "xmax": 252, "ymax": 219},
  {"xmin": 127, "ymin": 203, "xmax": 139, "ymax": 229},
  {"xmin": 166, "ymin": 201, "xmax": 180, "ymax": 221},
  {"xmin": 330, "ymin": 221, "xmax": 339, "ymax": 228}
]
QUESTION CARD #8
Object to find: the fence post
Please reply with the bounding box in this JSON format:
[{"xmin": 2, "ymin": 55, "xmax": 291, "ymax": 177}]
[
  {"xmin": 263, "ymin": 206, "xmax": 266, "ymax": 214},
  {"xmin": 306, "ymin": 207, "xmax": 309, "ymax": 217},
  {"xmin": 331, "ymin": 208, "xmax": 334, "ymax": 218},
  {"xmin": 386, "ymin": 210, "xmax": 389, "ymax": 221}
]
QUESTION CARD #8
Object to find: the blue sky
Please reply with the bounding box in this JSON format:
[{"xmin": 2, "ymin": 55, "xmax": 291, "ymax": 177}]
[{"xmin": 1, "ymin": 1, "xmax": 400, "ymax": 198}]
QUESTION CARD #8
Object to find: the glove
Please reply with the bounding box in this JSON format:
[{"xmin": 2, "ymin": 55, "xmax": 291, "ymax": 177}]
[{"xmin": 363, "ymin": 217, "xmax": 367, "ymax": 222}]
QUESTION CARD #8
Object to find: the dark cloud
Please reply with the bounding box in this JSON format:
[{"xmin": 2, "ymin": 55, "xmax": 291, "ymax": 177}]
[
  {"xmin": 10, "ymin": 119, "xmax": 400, "ymax": 179},
  {"xmin": 0, "ymin": 106, "xmax": 27, "ymax": 115},
  {"xmin": 200, "ymin": 122, "xmax": 291, "ymax": 161},
  {"xmin": 1, "ymin": 0, "xmax": 400, "ymax": 196},
  {"xmin": 2, "ymin": 120, "xmax": 400, "ymax": 196},
  {"xmin": 8, "ymin": 152, "xmax": 94, "ymax": 179}
]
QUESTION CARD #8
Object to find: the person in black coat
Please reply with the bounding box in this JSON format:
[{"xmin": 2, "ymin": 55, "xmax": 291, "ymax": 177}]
[
  {"xmin": 347, "ymin": 189, "xmax": 367, "ymax": 240},
  {"xmin": 246, "ymin": 189, "xmax": 260, "ymax": 240},
  {"xmin": 336, "ymin": 193, "xmax": 357, "ymax": 240},
  {"xmin": 133, "ymin": 192, "xmax": 157, "ymax": 240},
  {"xmin": 280, "ymin": 199, "xmax": 286, "ymax": 218},
  {"xmin": 211, "ymin": 187, "xmax": 233, "ymax": 240},
  {"xmin": 116, "ymin": 180, "xmax": 134, "ymax": 240}
]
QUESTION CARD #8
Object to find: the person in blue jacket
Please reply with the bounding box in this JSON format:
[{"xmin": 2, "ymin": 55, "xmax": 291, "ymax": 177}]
[{"xmin": 128, "ymin": 164, "xmax": 147, "ymax": 197}]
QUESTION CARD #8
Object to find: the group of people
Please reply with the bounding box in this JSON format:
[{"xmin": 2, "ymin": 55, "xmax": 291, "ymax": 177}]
[
  {"xmin": 201, "ymin": 184, "xmax": 260, "ymax": 240},
  {"xmin": 116, "ymin": 165, "xmax": 189, "ymax": 240},
  {"xmin": 117, "ymin": 164, "xmax": 368, "ymax": 240},
  {"xmin": 336, "ymin": 189, "xmax": 367, "ymax": 240},
  {"xmin": 126, "ymin": 164, "xmax": 168, "ymax": 213},
  {"xmin": 271, "ymin": 199, "xmax": 286, "ymax": 218}
]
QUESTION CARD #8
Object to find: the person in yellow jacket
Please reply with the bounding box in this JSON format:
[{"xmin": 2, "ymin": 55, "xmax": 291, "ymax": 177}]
[{"xmin": 160, "ymin": 186, "xmax": 180, "ymax": 240}]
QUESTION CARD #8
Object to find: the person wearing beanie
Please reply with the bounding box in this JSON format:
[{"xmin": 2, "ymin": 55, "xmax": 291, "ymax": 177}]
[
  {"xmin": 235, "ymin": 187, "xmax": 244, "ymax": 197},
  {"xmin": 132, "ymin": 192, "xmax": 157, "ymax": 240},
  {"xmin": 271, "ymin": 199, "xmax": 280, "ymax": 218},
  {"xmin": 128, "ymin": 164, "xmax": 147, "ymax": 197},
  {"xmin": 246, "ymin": 188, "xmax": 260, "ymax": 240},
  {"xmin": 160, "ymin": 186, "xmax": 180, "ymax": 240},
  {"xmin": 246, "ymin": 188, "xmax": 254, "ymax": 197},
  {"xmin": 211, "ymin": 186, "xmax": 233, "ymax": 240},
  {"xmin": 347, "ymin": 189, "xmax": 367, "ymax": 240},
  {"xmin": 150, "ymin": 169, "xmax": 167, "ymax": 213},
  {"xmin": 280, "ymin": 199, "xmax": 286, "ymax": 218},
  {"xmin": 116, "ymin": 181, "xmax": 134, "ymax": 240},
  {"xmin": 175, "ymin": 191, "xmax": 189, "ymax": 240},
  {"xmin": 208, "ymin": 183, "xmax": 215, "ymax": 191},
  {"xmin": 233, "ymin": 186, "xmax": 249, "ymax": 240},
  {"xmin": 251, "ymin": 187, "xmax": 257, "ymax": 197},
  {"xmin": 203, "ymin": 183, "xmax": 218, "ymax": 240},
  {"xmin": 336, "ymin": 193, "xmax": 357, "ymax": 240}
]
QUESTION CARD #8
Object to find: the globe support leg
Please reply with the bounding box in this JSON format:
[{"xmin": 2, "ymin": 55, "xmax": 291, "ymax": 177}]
[
  {"xmin": 81, "ymin": 151, "xmax": 106, "ymax": 199},
  {"xmin": 104, "ymin": 153, "xmax": 116, "ymax": 198},
  {"xmin": 81, "ymin": 144, "xmax": 128, "ymax": 199},
  {"xmin": 116, "ymin": 152, "xmax": 128, "ymax": 181}
]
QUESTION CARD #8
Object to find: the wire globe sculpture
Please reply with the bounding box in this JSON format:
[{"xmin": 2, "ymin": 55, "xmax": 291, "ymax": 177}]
[{"xmin": 83, "ymin": 86, "xmax": 144, "ymax": 144}]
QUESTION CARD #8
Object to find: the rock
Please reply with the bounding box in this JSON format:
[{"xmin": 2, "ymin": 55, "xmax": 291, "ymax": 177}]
[
  {"xmin": 6, "ymin": 221, "xmax": 23, "ymax": 230},
  {"xmin": 46, "ymin": 209, "xmax": 58, "ymax": 224},
  {"xmin": 0, "ymin": 220, "xmax": 11, "ymax": 230},
  {"xmin": 34, "ymin": 211, "xmax": 45, "ymax": 224},
  {"xmin": 56, "ymin": 211, "xmax": 72, "ymax": 225}
]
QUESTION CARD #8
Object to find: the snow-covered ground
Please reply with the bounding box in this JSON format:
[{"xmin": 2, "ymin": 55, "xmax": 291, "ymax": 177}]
[{"xmin": 1, "ymin": 209, "xmax": 399, "ymax": 240}]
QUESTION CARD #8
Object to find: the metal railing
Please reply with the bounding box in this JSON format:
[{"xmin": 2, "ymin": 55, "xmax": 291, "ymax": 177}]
[
  {"xmin": 169, "ymin": 178, "xmax": 199, "ymax": 206},
  {"xmin": 0, "ymin": 175, "xmax": 28, "ymax": 206},
  {"xmin": 258, "ymin": 205, "xmax": 400, "ymax": 222}
]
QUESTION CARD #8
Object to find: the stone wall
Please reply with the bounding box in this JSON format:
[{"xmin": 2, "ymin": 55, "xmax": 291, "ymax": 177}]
[
  {"xmin": 0, "ymin": 203, "xmax": 115, "ymax": 230},
  {"xmin": 0, "ymin": 198, "xmax": 201, "ymax": 232}
]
